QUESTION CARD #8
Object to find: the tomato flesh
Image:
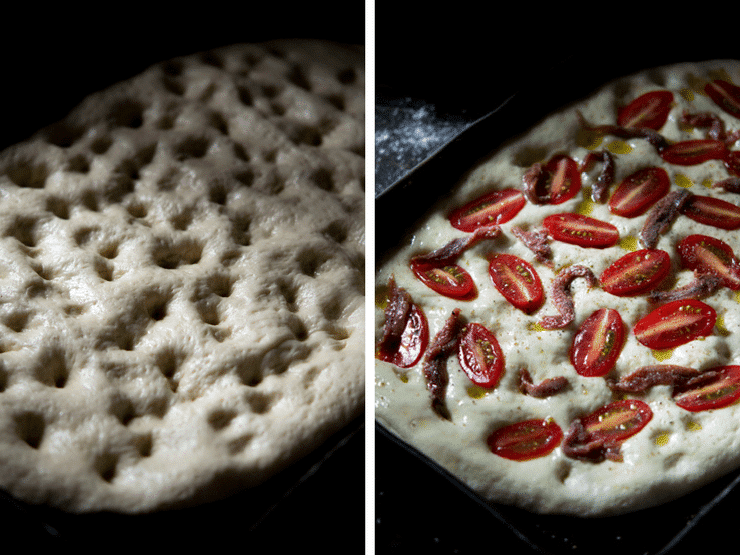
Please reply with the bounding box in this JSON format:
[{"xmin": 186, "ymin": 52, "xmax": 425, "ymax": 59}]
[
  {"xmin": 449, "ymin": 189, "xmax": 526, "ymax": 232},
  {"xmin": 704, "ymin": 80, "xmax": 740, "ymax": 119},
  {"xmin": 600, "ymin": 249, "xmax": 671, "ymax": 296},
  {"xmin": 618, "ymin": 90, "xmax": 673, "ymax": 130},
  {"xmin": 377, "ymin": 304, "xmax": 429, "ymax": 368},
  {"xmin": 674, "ymin": 365, "xmax": 740, "ymax": 412},
  {"xmin": 544, "ymin": 155, "xmax": 581, "ymax": 204},
  {"xmin": 458, "ymin": 323, "xmax": 504, "ymax": 388},
  {"xmin": 527, "ymin": 155, "xmax": 582, "ymax": 205},
  {"xmin": 677, "ymin": 234, "xmax": 740, "ymax": 290},
  {"xmin": 488, "ymin": 253, "xmax": 544, "ymax": 314},
  {"xmin": 608, "ymin": 167, "xmax": 670, "ymax": 217},
  {"xmin": 660, "ymin": 139, "xmax": 727, "ymax": 166},
  {"xmin": 633, "ymin": 299, "xmax": 716, "ymax": 350},
  {"xmin": 570, "ymin": 308, "xmax": 624, "ymax": 377},
  {"xmin": 543, "ymin": 213, "xmax": 619, "ymax": 248},
  {"xmin": 679, "ymin": 195, "xmax": 740, "ymax": 230},
  {"xmin": 579, "ymin": 399, "xmax": 653, "ymax": 443},
  {"xmin": 410, "ymin": 260, "xmax": 477, "ymax": 300},
  {"xmin": 487, "ymin": 418, "xmax": 563, "ymax": 461}
]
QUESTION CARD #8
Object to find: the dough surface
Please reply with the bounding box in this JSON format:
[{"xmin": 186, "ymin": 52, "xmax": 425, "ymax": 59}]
[{"xmin": 0, "ymin": 39, "xmax": 364, "ymax": 513}]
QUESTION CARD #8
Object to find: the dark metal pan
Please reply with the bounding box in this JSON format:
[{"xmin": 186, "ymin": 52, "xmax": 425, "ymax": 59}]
[{"xmin": 375, "ymin": 44, "xmax": 740, "ymax": 554}]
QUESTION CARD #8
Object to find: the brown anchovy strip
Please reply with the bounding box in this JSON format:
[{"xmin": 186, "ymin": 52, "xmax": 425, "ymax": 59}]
[
  {"xmin": 539, "ymin": 265, "xmax": 598, "ymax": 330},
  {"xmin": 411, "ymin": 225, "xmax": 501, "ymax": 266},
  {"xmin": 521, "ymin": 162, "xmax": 550, "ymax": 204},
  {"xmin": 519, "ymin": 368, "xmax": 568, "ymax": 398},
  {"xmin": 607, "ymin": 365, "xmax": 702, "ymax": 393},
  {"xmin": 579, "ymin": 150, "xmax": 615, "ymax": 202},
  {"xmin": 680, "ymin": 110, "xmax": 740, "ymax": 145},
  {"xmin": 562, "ymin": 419, "xmax": 623, "ymax": 463},
  {"xmin": 648, "ymin": 273, "xmax": 722, "ymax": 304},
  {"xmin": 713, "ymin": 176, "xmax": 740, "ymax": 194},
  {"xmin": 510, "ymin": 226, "xmax": 553, "ymax": 267},
  {"xmin": 639, "ymin": 189, "xmax": 693, "ymax": 249},
  {"xmin": 378, "ymin": 276, "xmax": 413, "ymax": 356},
  {"xmin": 422, "ymin": 308, "xmax": 464, "ymax": 420},
  {"xmin": 576, "ymin": 111, "xmax": 670, "ymax": 152}
]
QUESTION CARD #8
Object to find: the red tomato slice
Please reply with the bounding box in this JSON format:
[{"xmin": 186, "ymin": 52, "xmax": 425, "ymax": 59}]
[
  {"xmin": 677, "ymin": 234, "xmax": 740, "ymax": 290},
  {"xmin": 660, "ymin": 139, "xmax": 727, "ymax": 166},
  {"xmin": 457, "ymin": 323, "xmax": 505, "ymax": 388},
  {"xmin": 579, "ymin": 399, "xmax": 653, "ymax": 444},
  {"xmin": 674, "ymin": 365, "xmax": 740, "ymax": 412},
  {"xmin": 704, "ymin": 80, "xmax": 740, "ymax": 119},
  {"xmin": 542, "ymin": 213, "xmax": 619, "ymax": 248},
  {"xmin": 377, "ymin": 304, "xmax": 429, "ymax": 368},
  {"xmin": 545, "ymin": 155, "xmax": 581, "ymax": 204},
  {"xmin": 448, "ymin": 189, "xmax": 526, "ymax": 232},
  {"xmin": 679, "ymin": 194, "xmax": 740, "ymax": 230},
  {"xmin": 488, "ymin": 253, "xmax": 544, "ymax": 314},
  {"xmin": 487, "ymin": 418, "xmax": 563, "ymax": 461},
  {"xmin": 570, "ymin": 308, "xmax": 625, "ymax": 377},
  {"xmin": 410, "ymin": 260, "xmax": 477, "ymax": 300},
  {"xmin": 608, "ymin": 167, "xmax": 670, "ymax": 217},
  {"xmin": 600, "ymin": 249, "xmax": 671, "ymax": 296},
  {"xmin": 724, "ymin": 150, "xmax": 740, "ymax": 177},
  {"xmin": 633, "ymin": 299, "xmax": 716, "ymax": 350},
  {"xmin": 617, "ymin": 90, "xmax": 673, "ymax": 130}
]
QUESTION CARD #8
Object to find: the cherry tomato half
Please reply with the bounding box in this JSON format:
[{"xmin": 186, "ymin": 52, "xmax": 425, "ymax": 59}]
[
  {"xmin": 633, "ymin": 299, "xmax": 716, "ymax": 350},
  {"xmin": 488, "ymin": 253, "xmax": 544, "ymax": 314},
  {"xmin": 570, "ymin": 308, "xmax": 625, "ymax": 377},
  {"xmin": 458, "ymin": 323, "xmax": 505, "ymax": 388},
  {"xmin": 487, "ymin": 418, "xmax": 563, "ymax": 461},
  {"xmin": 617, "ymin": 90, "xmax": 673, "ymax": 130},
  {"xmin": 377, "ymin": 303, "xmax": 429, "ymax": 368},
  {"xmin": 543, "ymin": 213, "xmax": 619, "ymax": 248},
  {"xmin": 608, "ymin": 167, "xmax": 670, "ymax": 217},
  {"xmin": 674, "ymin": 365, "xmax": 740, "ymax": 412},
  {"xmin": 677, "ymin": 234, "xmax": 740, "ymax": 291},
  {"xmin": 449, "ymin": 189, "xmax": 525, "ymax": 232},
  {"xmin": 410, "ymin": 260, "xmax": 477, "ymax": 300},
  {"xmin": 600, "ymin": 249, "xmax": 671, "ymax": 297},
  {"xmin": 679, "ymin": 195, "xmax": 740, "ymax": 230}
]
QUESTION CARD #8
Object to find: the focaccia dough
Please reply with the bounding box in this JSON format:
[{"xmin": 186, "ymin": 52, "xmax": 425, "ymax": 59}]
[
  {"xmin": 376, "ymin": 60, "xmax": 740, "ymax": 516},
  {"xmin": 0, "ymin": 39, "xmax": 364, "ymax": 513}
]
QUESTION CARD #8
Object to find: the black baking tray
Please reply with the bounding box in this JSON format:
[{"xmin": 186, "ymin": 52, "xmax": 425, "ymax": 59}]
[
  {"xmin": 0, "ymin": 3, "xmax": 365, "ymax": 550},
  {"xmin": 375, "ymin": 36, "xmax": 740, "ymax": 554}
]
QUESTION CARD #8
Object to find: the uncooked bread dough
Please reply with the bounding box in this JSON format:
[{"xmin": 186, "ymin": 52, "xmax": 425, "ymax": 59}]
[
  {"xmin": 376, "ymin": 60, "xmax": 740, "ymax": 516},
  {"xmin": 0, "ymin": 39, "xmax": 364, "ymax": 513}
]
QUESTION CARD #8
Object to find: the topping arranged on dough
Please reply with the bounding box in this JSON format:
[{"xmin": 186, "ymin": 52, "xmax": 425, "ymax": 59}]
[
  {"xmin": 378, "ymin": 277, "xmax": 428, "ymax": 368},
  {"xmin": 422, "ymin": 308, "xmax": 463, "ymax": 420},
  {"xmin": 538, "ymin": 264, "xmax": 597, "ymax": 330},
  {"xmin": 488, "ymin": 253, "xmax": 544, "ymax": 314},
  {"xmin": 522, "ymin": 155, "xmax": 581, "ymax": 205},
  {"xmin": 562, "ymin": 400, "xmax": 653, "ymax": 463},
  {"xmin": 633, "ymin": 299, "xmax": 717, "ymax": 349},
  {"xmin": 569, "ymin": 308, "xmax": 625, "ymax": 377},
  {"xmin": 600, "ymin": 249, "xmax": 671, "ymax": 297},
  {"xmin": 487, "ymin": 418, "xmax": 564, "ymax": 461},
  {"xmin": 458, "ymin": 322, "xmax": 505, "ymax": 389},
  {"xmin": 448, "ymin": 189, "xmax": 525, "ymax": 231},
  {"xmin": 376, "ymin": 61, "xmax": 740, "ymax": 517},
  {"xmin": 608, "ymin": 167, "xmax": 670, "ymax": 217}
]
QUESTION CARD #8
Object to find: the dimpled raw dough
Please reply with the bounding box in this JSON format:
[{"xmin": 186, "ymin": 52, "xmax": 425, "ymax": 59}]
[
  {"xmin": 0, "ymin": 39, "xmax": 364, "ymax": 513},
  {"xmin": 376, "ymin": 60, "xmax": 740, "ymax": 516}
]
